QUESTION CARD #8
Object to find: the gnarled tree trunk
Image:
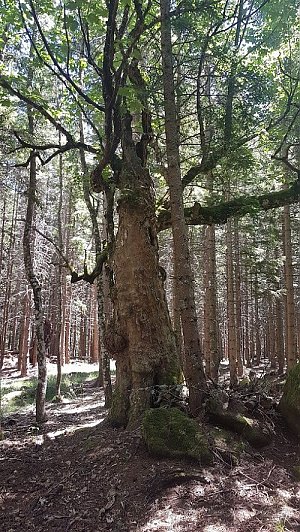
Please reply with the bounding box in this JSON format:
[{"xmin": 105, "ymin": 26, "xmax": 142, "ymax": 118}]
[{"xmin": 108, "ymin": 116, "xmax": 180, "ymax": 428}]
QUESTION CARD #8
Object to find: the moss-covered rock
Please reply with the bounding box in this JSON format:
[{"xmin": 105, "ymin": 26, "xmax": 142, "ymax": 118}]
[
  {"xmin": 279, "ymin": 363, "xmax": 300, "ymax": 438},
  {"xmin": 207, "ymin": 408, "xmax": 273, "ymax": 448},
  {"xmin": 142, "ymin": 408, "xmax": 212, "ymax": 464},
  {"xmin": 210, "ymin": 427, "xmax": 245, "ymax": 465}
]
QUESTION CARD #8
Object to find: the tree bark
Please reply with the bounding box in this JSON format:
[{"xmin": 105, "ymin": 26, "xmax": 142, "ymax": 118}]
[
  {"xmin": 108, "ymin": 114, "xmax": 180, "ymax": 427},
  {"xmin": 23, "ymin": 148, "xmax": 47, "ymax": 423},
  {"xmin": 55, "ymin": 147, "xmax": 64, "ymax": 398},
  {"xmin": 0, "ymin": 188, "xmax": 18, "ymax": 370},
  {"xmin": 160, "ymin": 0, "xmax": 206, "ymax": 415},
  {"xmin": 203, "ymin": 224, "xmax": 219, "ymax": 381},
  {"xmin": 283, "ymin": 205, "xmax": 298, "ymax": 369},
  {"xmin": 18, "ymin": 289, "xmax": 31, "ymax": 377},
  {"xmin": 234, "ymin": 219, "xmax": 243, "ymax": 376},
  {"xmin": 226, "ymin": 219, "xmax": 238, "ymax": 386},
  {"xmin": 157, "ymin": 181, "xmax": 300, "ymax": 231}
]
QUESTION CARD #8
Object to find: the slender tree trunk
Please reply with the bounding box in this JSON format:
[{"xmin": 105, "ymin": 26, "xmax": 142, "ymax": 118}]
[
  {"xmin": 234, "ymin": 219, "xmax": 243, "ymax": 376},
  {"xmin": 0, "ymin": 188, "xmax": 18, "ymax": 369},
  {"xmin": 203, "ymin": 224, "xmax": 219, "ymax": 381},
  {"xmin": 254, "ymin": 273, "xmax": 261, "ymax": 365},
  {"xmin": 55, "ymin": 148, "xmax": 64, "ymax": 398},
  {"xmin": 243, "ymin": 266, "xmax": 251, "ymax": 367},
  {"xmin": 64, "ymin": 196, "xmax": 72, "ymax": 365},
  {"xmin": 0, "ymin": 196, "xmax": 6, "ymax": 279},
  {"xmin": 18, "ymin": 289, "xmax": 31, "ymax": 377},
  {"xmin": 226, "ymin": 219, "xmax": 238, "ymax": 386},
  {"xmin": 100, "ymin": 192, "xmax": 114, "ymax": 406},
  {"xmin": 23, "ymin": 145, "xmax": 47, "ymax": 423},
  {"xmin": 275, "ymin": 293, "xmax": 285, "ymax": 373},
  {"xmin": 283, "ymin": 205, "xmax": 297, "ymax": 369},
  {"xmin": 268, "ymin": 294, "xmax": 276, "ymax": 368},
  {"xmin": 160, "ymin": 0, "xmax": 206, "ymax": 415}
]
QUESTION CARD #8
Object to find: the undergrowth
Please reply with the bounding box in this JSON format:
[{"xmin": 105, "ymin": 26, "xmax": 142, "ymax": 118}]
[{"xmin": 0, "ymin": 372, "xmax": 98, "ymax": 415}]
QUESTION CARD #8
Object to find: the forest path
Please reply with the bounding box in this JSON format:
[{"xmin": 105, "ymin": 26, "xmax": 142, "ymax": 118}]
[{"xmin": 0, "ymin": 365, "xmax": 300, "ymax": 532}]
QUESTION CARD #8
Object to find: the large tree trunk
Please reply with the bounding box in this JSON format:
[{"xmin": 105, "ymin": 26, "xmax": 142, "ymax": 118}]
[{"xmin": 108, "ymin": 115, "xmax": 180, "ymax": 428}]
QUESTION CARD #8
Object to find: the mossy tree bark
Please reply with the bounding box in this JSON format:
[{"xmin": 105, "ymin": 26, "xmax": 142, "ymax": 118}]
[
  {"xmin": 108, "ymin": 115, "xmax": 180, "ymax": 428},
  {"xmin": 157, "ymin": 181, "xmax": 300, "ymax": 232}
]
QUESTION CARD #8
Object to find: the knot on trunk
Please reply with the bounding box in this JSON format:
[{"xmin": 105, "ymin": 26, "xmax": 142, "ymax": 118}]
[{"xmin": 104, "ymin": 320, "xmax": 128, "ymax": 356}]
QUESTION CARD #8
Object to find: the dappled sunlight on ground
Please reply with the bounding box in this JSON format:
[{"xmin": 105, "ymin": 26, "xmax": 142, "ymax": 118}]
[
  {"xmin": 138, "ymin": 456, "xmax": 300, "ymax": 531},
  {"xmin": 1, "ymin": 361, "xmax": 300, "ymax": 531},
  {"xmin": 46, "ymin": 418, "xmax": 105, "ymax": 439},
  {"xmin": 55, "ymin": 397, "xmax": 105, "ymax": 415}
]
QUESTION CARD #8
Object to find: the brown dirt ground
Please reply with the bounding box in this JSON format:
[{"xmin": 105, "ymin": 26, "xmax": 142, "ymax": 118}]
[{"xmin": 0, "ymin": 369, "xmax": 300, "ymax": 532}]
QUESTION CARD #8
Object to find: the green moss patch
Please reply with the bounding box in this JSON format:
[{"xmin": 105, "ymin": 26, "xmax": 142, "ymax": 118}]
[
  {"xmin": 142, "ymin": 408, "xmax": 212, "ymax": 464},
  {"xmin": 207, "ymin": 408, "xmax": 273, "ymax": 448},
  {"xmin": 279, "ymin": 363, "xmax": 300, "ymax": 438}
]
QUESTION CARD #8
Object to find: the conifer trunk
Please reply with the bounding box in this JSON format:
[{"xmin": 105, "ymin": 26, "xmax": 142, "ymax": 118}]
[
  {"xmin": 160, "ymin": 0, "xmax": 206, "ymax": 414},
  {"xmin": 203, "ymin": 224, "xmax": 219, "ymax": 381},
  {"xmin": 283, "ymin": 205, "xmax": 297, "ymax": 369},
  {"xmin": 226, "ymin": 219, "xmax": 238, "ymax": 385}
]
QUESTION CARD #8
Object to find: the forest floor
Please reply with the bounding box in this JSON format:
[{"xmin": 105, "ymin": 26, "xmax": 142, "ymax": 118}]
[{"xmin": 0, "ymin": 359, "xmax": 300, "ymax": 532}]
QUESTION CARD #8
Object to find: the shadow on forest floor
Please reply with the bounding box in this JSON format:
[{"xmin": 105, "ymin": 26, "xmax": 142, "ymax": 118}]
[{"xmin": 0, "ymin": 361, "xmax": 300, "ymax": 532}]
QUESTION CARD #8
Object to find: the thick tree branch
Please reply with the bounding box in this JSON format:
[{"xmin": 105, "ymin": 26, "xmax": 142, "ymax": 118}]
[
  {"xmin": 157, "ymin": 180, "xmax": 300, "ymax": 231},
  {"xmin": 70, "ymin": 249, "xmax": 108, "ymax": 285}
]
